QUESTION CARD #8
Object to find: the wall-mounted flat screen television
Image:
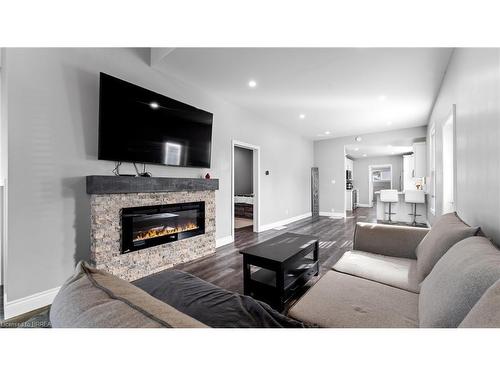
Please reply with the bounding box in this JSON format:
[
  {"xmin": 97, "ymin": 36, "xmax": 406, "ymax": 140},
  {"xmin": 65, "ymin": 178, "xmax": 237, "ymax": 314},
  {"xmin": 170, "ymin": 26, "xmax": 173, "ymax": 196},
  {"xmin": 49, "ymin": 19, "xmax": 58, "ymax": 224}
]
[{"xmin": 98, "ymin": 73, "xmax": 213, "ymax": 168}]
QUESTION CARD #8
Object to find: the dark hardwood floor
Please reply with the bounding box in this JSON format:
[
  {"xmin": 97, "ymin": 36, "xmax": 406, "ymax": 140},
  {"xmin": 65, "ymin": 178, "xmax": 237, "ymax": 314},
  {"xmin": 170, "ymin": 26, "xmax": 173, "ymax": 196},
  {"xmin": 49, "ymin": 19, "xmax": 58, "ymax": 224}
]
[{"xmin": 175, "ymin": 207, "xmax": 377, "ymax": 296}]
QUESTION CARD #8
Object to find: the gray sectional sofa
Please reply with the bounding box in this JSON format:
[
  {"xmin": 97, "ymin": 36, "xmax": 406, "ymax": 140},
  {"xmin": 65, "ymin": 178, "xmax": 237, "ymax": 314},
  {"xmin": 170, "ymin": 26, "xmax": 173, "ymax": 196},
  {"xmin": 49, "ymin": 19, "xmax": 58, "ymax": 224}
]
[
  {"xmin": 50, "ymin": 262, "xmax": 208, "ymax": 328},
  {"xmin": 288, "ymin": 212, "xmax": 500, "ymax": 328},
  {"xmin": 50, "ymin": 261, "xmax": 306, "ymax": 328},
  {"xmin": 50, "ymin": 212, "xmax": 500, "ymax": 328}
]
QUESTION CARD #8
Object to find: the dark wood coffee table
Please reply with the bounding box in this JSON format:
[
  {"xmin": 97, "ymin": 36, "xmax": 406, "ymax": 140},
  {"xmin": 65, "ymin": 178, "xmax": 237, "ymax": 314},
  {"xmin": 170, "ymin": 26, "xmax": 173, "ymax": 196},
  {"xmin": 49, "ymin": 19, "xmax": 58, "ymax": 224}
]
[{"xmin": 239, "ymin": 232, "xmax": 319, "ymax": 311}]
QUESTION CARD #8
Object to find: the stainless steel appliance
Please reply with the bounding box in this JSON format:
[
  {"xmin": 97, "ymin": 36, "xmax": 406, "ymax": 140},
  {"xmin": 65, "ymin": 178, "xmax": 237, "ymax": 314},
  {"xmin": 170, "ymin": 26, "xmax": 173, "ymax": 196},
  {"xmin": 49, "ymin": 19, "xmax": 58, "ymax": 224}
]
[{"xmin": 346, "ymin": 170, "xmax": 353, "ymax": 190}]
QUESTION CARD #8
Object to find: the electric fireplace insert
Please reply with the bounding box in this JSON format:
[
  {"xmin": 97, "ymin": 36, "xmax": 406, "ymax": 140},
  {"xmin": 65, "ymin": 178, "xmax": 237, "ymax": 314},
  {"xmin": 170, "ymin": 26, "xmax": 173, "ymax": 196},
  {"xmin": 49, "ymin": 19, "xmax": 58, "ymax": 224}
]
[{"xmin": 121, "ymin": 201, "xmax": 205, "ymax": 253}]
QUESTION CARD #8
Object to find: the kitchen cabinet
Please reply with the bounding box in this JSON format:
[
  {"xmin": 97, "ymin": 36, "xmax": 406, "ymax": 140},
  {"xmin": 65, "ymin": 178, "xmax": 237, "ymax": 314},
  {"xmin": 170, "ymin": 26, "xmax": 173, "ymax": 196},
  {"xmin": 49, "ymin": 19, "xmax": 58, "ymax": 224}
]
[
  {"xmin": 413, "ymin": 142, "xmax": 427, "ymax": 178},
  {"xmin": 346, "ymin": 191, "xmax": 352, "ymax": 211},
  {"xmin": 403, "ymin": 154, "xmax": 415, "ymax": 190},
  {"xmin": 346, "ymin": 189, "xmax": 358, "ymax": 211}
]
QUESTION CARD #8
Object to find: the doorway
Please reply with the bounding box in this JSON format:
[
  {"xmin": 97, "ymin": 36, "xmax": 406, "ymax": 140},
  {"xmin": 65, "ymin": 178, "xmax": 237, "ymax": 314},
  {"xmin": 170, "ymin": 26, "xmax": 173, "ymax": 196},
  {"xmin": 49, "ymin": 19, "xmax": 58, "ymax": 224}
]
[
  {"xmin": 368, "ymin": 164, "xmax": 393, "ymax": 207},
  {"xmin": 442, "ymin": 106, "xmax": 456, "ymax": 214},
  {"xmin": 232, "ymin": 141, "xmax": 260, "ymax": 240}
]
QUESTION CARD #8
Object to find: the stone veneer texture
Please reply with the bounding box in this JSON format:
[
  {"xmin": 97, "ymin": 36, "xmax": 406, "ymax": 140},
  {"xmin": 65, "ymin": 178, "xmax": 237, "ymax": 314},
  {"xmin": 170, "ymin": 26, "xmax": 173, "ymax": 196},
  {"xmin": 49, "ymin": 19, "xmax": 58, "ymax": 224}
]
[{"xmin": 90, "ymin": 190, "xmax": 216, "ymax": 281}]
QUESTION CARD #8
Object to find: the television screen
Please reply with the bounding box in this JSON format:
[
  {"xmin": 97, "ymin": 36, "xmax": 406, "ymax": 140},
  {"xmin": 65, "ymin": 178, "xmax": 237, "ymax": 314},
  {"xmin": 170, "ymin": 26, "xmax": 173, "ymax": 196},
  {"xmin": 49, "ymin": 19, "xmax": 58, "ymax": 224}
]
[{"xmin": 98, "ymin": 73, "xmax": 213, "ymax": 168}]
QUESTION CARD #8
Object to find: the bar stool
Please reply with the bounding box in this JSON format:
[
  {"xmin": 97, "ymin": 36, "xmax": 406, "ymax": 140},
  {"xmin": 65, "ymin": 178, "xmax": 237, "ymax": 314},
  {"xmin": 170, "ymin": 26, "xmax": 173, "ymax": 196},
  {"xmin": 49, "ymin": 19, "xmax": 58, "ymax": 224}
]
[
  {"xmin": 405, "ymin": 190, "xmax": 425, "ymax": 226},
  {"xmin": 380, "ymin": 189, "xmax": 399, "ymax": 223}
]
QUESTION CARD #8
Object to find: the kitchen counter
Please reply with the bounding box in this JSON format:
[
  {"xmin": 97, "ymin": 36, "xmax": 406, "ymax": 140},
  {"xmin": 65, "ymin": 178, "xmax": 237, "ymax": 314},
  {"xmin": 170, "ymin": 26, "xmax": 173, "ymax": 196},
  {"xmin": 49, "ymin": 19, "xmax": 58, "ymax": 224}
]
[{"xmin": 375, "ymin": 191, "xmax": 427, "ymax": 224}]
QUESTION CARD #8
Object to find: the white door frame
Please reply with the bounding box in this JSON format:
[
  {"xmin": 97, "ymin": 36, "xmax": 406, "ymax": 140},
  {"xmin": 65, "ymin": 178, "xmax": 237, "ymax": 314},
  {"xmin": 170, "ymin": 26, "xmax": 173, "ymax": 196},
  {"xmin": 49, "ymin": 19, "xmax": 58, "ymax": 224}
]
[
  {"xmin": 429, "ymin": 123, "xmax": 436, "ymax": 215},
  {"xmin": 368, "ymin": 164, "xmax": 393, "ymax": 207},
  {"xmin": 0, "ymin": 49, "xmax": 7, "ymax": 311},
  {"xmin": 442, "ymin": 105, "xmax": 456, "ymax": 214},
  {"xmin": 231, "ymin": 140, "xmax": 261, "ymax": 238}
]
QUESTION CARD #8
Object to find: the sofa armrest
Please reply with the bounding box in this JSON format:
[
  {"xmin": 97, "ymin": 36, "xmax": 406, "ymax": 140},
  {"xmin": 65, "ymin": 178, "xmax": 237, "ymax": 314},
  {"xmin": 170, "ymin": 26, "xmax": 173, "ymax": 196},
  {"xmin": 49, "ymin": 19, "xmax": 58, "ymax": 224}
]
[{"xmin": 353, "ymin": 222, "xmax": 429, "ymax": 259}]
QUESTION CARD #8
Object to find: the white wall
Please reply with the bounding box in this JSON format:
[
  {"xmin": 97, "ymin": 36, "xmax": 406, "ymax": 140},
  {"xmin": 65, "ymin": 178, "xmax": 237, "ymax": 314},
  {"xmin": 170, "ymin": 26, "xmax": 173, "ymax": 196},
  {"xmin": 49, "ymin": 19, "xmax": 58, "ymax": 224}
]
[
  {"xmin": 314, "ymin": 126, "xmax": 426, "ymax": 215},
  {"xmin": 4, "ymin": 48, "xmax": 313, "ymax": 302},
  {"xmin": 353, "ymin": 155, "xmax": 403, "ymax": 206},
  {"xmin": 427, "ymin": 48, "xmax": 500, "ymax": 245}
]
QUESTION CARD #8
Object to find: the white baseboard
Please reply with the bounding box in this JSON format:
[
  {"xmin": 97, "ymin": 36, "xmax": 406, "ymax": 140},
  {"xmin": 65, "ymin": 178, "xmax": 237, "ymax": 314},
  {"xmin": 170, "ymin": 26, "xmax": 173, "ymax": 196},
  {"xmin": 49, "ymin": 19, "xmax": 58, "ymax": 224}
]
[
  {"xmin": 216, "ymin": 235, "xmax": 234, "ymax": 248},
  {"xmin": 320, "ymin": 211, "xmax": 346, "ymax": 219},
  {"xmin": 4, "ymin": 286, "xmax": 60, "ymax": 320},
  {"xmin": 356, "ymin": 203, "xmax": 371, "ymax": 208},
  {"xmin": 258, "ymin": 212, "xmax": 312, "ymax": 232}
]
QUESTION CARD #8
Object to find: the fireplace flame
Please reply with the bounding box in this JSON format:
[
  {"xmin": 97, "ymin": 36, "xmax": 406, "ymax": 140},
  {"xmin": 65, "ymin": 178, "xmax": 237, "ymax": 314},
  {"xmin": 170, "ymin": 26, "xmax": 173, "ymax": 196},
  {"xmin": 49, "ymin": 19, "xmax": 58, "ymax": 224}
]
[{"xmin": 134, "ymin": 222, "xmax": 199, "ymax": 242}]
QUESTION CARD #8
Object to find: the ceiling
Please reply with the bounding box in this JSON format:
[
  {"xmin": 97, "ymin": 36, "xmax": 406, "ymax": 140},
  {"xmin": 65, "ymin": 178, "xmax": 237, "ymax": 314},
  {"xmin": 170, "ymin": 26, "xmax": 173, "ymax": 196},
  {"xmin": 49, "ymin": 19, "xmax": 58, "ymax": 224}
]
[
  {"xmin": 155, "ymin": 48, "xmax": 453, "ymax": 140},
  {"xmin": 345, "ymin": 144, "xmax": 413, "ymax": 159}
]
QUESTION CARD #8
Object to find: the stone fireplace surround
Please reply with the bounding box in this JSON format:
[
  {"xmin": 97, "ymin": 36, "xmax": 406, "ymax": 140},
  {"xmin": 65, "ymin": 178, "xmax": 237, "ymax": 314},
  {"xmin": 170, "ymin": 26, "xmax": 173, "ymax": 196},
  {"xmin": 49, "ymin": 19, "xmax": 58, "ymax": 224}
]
[{"xmin": 87, "ymin": 176, "xmax": 219, "ymax": 281}]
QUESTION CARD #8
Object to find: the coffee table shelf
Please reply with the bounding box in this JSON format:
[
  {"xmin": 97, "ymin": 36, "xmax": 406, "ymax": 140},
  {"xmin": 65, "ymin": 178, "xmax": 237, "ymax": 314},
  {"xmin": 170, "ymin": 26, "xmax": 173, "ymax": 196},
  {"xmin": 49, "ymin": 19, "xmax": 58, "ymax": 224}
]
[
  {"xmin": 251, "ymin": 259, "xmax": 318, "ymax": 287},
  {"xmin": 239, "ymin": 232, "xmax": 319, "ymax": 311}
]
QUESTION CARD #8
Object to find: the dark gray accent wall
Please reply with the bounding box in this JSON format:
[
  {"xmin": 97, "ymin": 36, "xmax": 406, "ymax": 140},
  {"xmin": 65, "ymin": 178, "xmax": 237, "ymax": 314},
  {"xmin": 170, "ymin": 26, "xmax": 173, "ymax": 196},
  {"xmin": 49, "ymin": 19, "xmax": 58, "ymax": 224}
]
[{"xmin": 234, "ymin": 147, "xmax": 253, "ymax": 195}]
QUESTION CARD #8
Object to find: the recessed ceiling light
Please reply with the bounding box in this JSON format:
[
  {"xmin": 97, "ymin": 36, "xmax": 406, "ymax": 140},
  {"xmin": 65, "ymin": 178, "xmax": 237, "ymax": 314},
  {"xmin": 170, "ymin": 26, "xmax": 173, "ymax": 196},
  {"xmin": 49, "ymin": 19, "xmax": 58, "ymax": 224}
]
[
  {"xmin": 362, "ymin": 154, "xmax": 367, "ymax": 157},
  {"xmin": 387, "ymin": 144, "xmax": 393, "ymax": 148},
  {"xmin": 325, "ymin": 131, "xmax": 331, "ymax": 135},
  {"xmin": 299, "ymin": 114, "xmax": 306, "ymax": 119},
  {"xmin": 355, "ymin": 136, "xmax": 362, "ymax": 142},
  {"xmin": 387, "ymin": 121, "xmax": 393, "ymax": 125},
  {"xmin": 391, "ymin": 151, "xmax": 395, "ymax": 155},
  {"xmin": 150, "ymin": 102, "xmax": 159, "ymax": 109},
  {"xmin": 248, "ymin": 80, "xmax": 257, "ymax": 88},
  {"xmin": 354, "ymin": 147, "xmax": 359, "ymax": 151},
  {"xmin": 378, "ymin": 95, "xmax": 387, "ymax": 101}
]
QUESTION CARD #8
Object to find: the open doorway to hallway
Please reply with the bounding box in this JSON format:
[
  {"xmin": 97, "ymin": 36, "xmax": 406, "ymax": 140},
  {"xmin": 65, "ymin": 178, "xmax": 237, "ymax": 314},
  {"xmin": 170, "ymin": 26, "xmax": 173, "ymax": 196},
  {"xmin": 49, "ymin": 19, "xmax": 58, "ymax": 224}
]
[
  {"xmin": 368, "ymin": 164, "xmax": 393, "ymax": 207},
  {"xmin": 234, "ymin": 146, "xmax": 254, "ymax": 230},
  {"xmin": 232, "ymin": 141, "xmax": 260, "ymax": 241}
]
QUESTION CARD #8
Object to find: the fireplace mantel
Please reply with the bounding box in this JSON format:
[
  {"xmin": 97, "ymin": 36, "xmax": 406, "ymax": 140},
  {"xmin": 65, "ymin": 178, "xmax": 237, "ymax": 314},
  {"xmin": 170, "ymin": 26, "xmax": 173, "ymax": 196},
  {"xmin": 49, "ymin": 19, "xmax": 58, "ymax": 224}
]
[{"xmin": 86, "ymin": 175, "xmax": 219, "ymax": 195}]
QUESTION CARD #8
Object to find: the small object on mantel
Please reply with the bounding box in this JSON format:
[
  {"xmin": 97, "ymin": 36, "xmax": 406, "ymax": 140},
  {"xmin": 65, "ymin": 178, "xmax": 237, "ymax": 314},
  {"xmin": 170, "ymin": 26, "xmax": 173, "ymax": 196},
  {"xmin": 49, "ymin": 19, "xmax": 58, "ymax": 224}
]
[{"xmin": 205, "ymin": 173, "xmax": 211, "ymax": 179}]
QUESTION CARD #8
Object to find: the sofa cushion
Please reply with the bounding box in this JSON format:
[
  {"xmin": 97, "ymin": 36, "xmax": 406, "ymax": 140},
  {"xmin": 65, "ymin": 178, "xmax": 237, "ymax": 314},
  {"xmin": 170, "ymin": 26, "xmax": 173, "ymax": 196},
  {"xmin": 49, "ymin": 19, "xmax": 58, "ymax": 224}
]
[
  {"xmin": 354, "ymin": 222, "xmax": 429, "ymax": 259},
  {"xmin": 333, "ymin": 250, "xmax": 420, "ymax": 293},
  {"xmin": 50, "ymin": 261, "xmax": 207, "ymax": 328},
  {"xmin": 133, "ymin": 269, "xmax": 306, "ymax": 328},
  {"xmin": 419, "ymin": 237, "xmax": 500, "ymax": 328},
  {"xmin": 459, "ymin": 278, "xmax": 500, "ymax": 328},
  {"xmin": 288, "ymin": 271, "xmax": 419, "ymax": 328},
  {"xmin": 416, "ymin": 212, "xmax": 479, "ymax": 282}
]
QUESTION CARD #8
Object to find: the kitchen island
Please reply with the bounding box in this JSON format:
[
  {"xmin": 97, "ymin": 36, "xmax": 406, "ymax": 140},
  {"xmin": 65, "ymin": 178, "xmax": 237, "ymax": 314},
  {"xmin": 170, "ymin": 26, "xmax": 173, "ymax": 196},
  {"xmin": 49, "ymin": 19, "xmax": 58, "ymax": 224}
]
[{"xmin": 375, "ymin": 191, "xmax": 427, "ymax": 225}]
